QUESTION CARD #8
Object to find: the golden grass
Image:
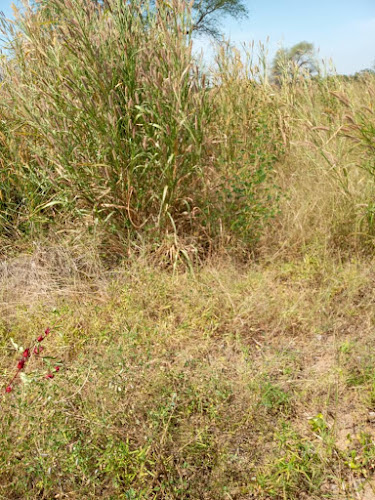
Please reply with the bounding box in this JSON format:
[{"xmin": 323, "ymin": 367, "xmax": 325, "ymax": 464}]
[
  {"xmin": 1, "ymin": 3, "xmax": 375, "ymax": 499},
  {"xmin": 1, "ymin": 245, "xmax": 375, "ymax": 498}
]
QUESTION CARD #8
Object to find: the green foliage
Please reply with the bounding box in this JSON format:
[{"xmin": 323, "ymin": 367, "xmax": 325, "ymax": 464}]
[
  {"xmin": 190, "ymin": 0, "xmax": 248, "ymax": 38},
  {"xmin": 98, "ymin": 439, "xmax": 153, "ymax": 490},
  {"xmin": 308, "ymin": 413, "xmax": 328, "ymax": 435},
  {"xmin": 257, "ymin": 424, "xmax": 325, "ymax": 499},
  {"xmin": 344, "ymin": 433, "xmax": 375, "ymax": 476},
  {"xmin": 260, "ymin": 381, "xmax": 291, "ymax": 413},
  {"xmin": 4, "ymin": 257, "xmax": 375, "ymax": 497}
]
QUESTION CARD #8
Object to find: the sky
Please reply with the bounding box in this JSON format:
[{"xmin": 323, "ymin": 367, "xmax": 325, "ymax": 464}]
[
  {"xmin": 0, "ymin": 0, "xmax": 374, "ymax": 75},
  {"xmin": 195, "ymin": 0, "xmax": 375, "ymax": 75}
]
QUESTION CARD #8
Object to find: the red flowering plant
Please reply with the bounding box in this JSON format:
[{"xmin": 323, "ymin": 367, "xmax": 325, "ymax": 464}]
[{"xmin": 5, "ymin": 327, "xmax": 61, "ymax": 393}]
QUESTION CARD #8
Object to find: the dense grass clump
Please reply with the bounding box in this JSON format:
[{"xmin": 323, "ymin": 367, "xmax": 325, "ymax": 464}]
[
  {"xmin": 0, "ymin": 0, "xmax": 211, "ymax": 239},
  {"xmin": 0, "ymin": 0, "xmax": 283, "ymax": 255},
  {"xmin": 0, "ymin": 0, "xmax": 303, "ymax": 263}
]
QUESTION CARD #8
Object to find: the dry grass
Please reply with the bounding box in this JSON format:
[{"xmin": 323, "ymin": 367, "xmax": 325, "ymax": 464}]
[
  {"xmin": 1, "ymin": 2, "xmax": 375, "ymax": 499},
  {"xmin": 2, "ymin": 246, "xmax": 375, "ymax": 498}
]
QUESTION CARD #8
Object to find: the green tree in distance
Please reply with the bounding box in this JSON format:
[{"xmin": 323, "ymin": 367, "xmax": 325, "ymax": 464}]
[
  {"xmin": 272, "ymin": 41, "xmax": 318, "ymax": 83},
  {"xmin": 190, "ymin": 0, "xmax": 248, "ymax": 37},
  {"xmin": 151, "ymin": 0, "xmax": 248, "ymax": 38}
]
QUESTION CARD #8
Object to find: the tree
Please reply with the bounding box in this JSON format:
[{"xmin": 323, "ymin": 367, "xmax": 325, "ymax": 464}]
[
  {"xmin": 354, "ymin": 68, "xmax": 375, "ymax": 80},
  {"xmin": 190, "ymin": 0, "xmax": 248, "ymax": 38},
  {"xmin": 272, "ymin": 41, "xmax": 318, "ymax": 83},
  {"xmin": 152, "ymin": 0, "xmax": 248, "ymax": 38}
]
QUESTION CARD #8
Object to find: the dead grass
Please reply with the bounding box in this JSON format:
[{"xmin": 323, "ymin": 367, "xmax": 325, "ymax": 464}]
[
  {"xmin": 1, "ymin": 246, "xmax": 375, "ymax": 498},
  {"xmin": 1, "ymin": 5, "xmax": 375, "ymax": 498}
]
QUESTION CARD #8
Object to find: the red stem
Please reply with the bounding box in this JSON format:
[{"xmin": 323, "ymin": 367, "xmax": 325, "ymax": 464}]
[{"xmin": 5, "ymin": 327, "xmax": 55, "ymax": 391}]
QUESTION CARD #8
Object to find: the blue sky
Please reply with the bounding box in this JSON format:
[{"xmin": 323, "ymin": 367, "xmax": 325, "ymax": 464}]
[
  {"xmin": 0, "ymin": 0, "xmax": 374, "ymax": 74},
  {"xmin": 196, "ymin": 0, "xmax": 375, "ymax": 75}
]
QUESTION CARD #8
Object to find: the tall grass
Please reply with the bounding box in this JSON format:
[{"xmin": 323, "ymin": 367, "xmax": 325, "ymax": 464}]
[
  {"xmin": 0, "ymin": 0, "xmax": 282, "ymax": 256},
  {"xmin": 0, "ymin": 0, "xmax": 374, "ymax": 258},
  {"xmin": 1, "ymin": 1, "xmax": 211, "ymax": 233}
]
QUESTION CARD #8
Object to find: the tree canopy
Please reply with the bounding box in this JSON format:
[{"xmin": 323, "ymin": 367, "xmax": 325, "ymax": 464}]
[
  {"xmin": 189, "ymin": 0, "xmax": 248, "ymax": 38},
  {"xmin": 272, "ymin": 41, "xmax": 318, "ymax": 83},
  {"xmin": 151, "ymin": 0, "xmax": 248, "ymax": 38}
]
